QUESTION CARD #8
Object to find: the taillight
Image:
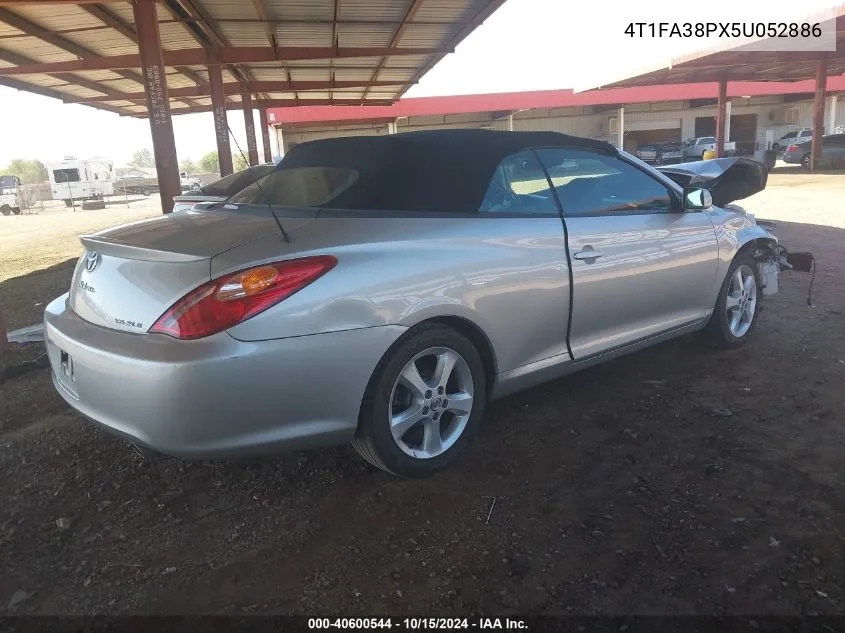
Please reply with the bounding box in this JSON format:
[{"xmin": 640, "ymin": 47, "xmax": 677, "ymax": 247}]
[
  {"xmin": 149, "ymin": 255, "xmax": 337, "ymax": 340},
  {"xmin": 786, "ymin": 144, "xmax": 799, "ymax": 152}
]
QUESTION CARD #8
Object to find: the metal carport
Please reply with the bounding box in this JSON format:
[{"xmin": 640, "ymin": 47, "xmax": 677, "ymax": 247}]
[
  {"xmin": 0, "ymin": 0, "xmax": 508, "ymax": 213},
  {"xmin": 580, "ymin": 6, "xmax": 845, "ymax": 170}
]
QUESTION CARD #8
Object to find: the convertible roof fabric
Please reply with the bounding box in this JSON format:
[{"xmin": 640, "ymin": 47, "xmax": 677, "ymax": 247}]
[{"xmin": 279, "ymin": 129, "xmax": 617, "ymax": 213}]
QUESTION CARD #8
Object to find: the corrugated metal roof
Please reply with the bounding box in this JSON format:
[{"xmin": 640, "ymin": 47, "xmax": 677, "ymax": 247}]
[{"xmin": 0, "ymin": 0, "xmax": 508, "ymax": 117}]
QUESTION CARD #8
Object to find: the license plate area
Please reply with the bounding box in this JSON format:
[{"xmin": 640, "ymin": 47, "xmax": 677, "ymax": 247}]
[{"xmin": 57, "ymin": 349, "xmax": 79, "ymax": 399}]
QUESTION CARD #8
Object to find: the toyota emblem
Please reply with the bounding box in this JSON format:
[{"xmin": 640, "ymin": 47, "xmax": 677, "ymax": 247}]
[{"xmin": 85, "ymin": 251, "xmax": 101, "ymax": 273}]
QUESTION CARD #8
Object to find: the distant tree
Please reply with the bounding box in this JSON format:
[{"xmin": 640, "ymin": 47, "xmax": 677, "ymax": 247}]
[
  {"xmin": 129, "ymin": 148, "xmax": 154, "ymax": 168},
  {"xmin": 233, "ymin": 153, "xmax": 250, "ymax": 172},
  {"xmin": 198, "ymin": 151, "xmax": 219, "ymax": 173},
  {"xmin": 179, "ymin": 158, "xmax": 197, "ymax": 174},
  {"xmin": 4, "ymin": 158, "xmax": 47, "ymax": 184}
]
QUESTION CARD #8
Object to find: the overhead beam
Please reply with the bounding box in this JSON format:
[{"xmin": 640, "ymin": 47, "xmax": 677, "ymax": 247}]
[
  {"xmin": 401, "ymin": 0, "xmax": 507, "ymax": 95},
  {"xmin": 0, "ymin": 5, "xmax": 199, "ymax": 107},
  {"xmin": 0, "ymin": 76, "xmax": 131, "ymax": 116},
  {"xmin": 64, "ymin": 79, "xmax": 408, "ymax": 102},
  {"xmin": 0, "ymin": 47, "xmax": 446, "ymax": 75},
  {"xmin": 363, "ymin": 0, "xmax": 425, "ymax": 99},
  {"xmin": 80, "ymin": 3, "xmax": 207, "ymax": 91},
  {"xmin": 0, "ymin": 45, "xmax": 138, "ymax": 110},
  {"xmin": 166, "ymin": 99, "xmax": 394, "ymax": 116}
]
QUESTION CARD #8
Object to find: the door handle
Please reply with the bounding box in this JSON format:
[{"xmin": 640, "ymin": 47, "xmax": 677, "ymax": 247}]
[{"xmin": 573, "ymin": 247, "xmax": 604, "ymax": 260}]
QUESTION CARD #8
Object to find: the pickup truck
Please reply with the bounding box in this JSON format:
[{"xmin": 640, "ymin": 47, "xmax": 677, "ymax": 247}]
[
  {"xmin": 772, "ymin": 128, "xmax": 812, "ymax": 152},
  {"xmin": 683, "ymin": 137, "xmax": 736, "ymax": 160},
  {"xmin": 179, "ymin": 171, "xmax": 201, "ymax": 192}
]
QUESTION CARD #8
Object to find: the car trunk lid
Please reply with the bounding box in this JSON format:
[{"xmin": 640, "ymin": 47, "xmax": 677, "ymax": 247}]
[{"xmin": 68, "ymin": 208, "xmax": 314, "ymax": 333}]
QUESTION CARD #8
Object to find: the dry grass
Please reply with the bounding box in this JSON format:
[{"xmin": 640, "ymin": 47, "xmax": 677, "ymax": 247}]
[{"xmin": 0, "ymin": 197, "xmax": 162, "ymax": 283}]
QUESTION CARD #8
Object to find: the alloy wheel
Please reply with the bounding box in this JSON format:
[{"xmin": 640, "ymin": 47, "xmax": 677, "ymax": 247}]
[
  {"xmin": 388, "ymin": 347, "xmax": 475, "ymax": 459},
  {"xmin": 726, "ymin": 264, "xmax": 757, "ymax": 338}
]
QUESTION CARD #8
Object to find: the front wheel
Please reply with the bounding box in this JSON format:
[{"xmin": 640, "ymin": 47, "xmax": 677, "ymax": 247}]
[
  {"xmin": 704, "ymin": 252, "xmax": 761, "ymax": 348},
  {"xmin": 0, "ymin": 205, "xmax": 10, "ymax": 216},
  {"xmin": 352, "ymin": 324, "xmax": 486, "ymax": 477}
]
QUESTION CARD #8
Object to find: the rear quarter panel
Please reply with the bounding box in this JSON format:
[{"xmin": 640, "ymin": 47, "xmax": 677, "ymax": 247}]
[{"xmin": 217, "ymin": 214, "xmax": 572, "ymax": 375}]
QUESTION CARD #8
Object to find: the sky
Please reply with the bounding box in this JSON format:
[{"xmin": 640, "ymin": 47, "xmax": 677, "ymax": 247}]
[{"xmin": 0, "ymin": 0, "xmax": 839, "ymax": 169}]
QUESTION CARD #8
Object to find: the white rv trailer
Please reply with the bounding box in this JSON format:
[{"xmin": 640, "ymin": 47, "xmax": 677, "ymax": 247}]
[{"xmin": 48, "ymin": 156, "xmax": 115, "ymax": 206}]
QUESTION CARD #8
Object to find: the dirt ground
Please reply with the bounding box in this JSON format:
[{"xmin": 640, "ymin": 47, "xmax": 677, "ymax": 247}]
[{"xmin": 1, "ymin": 167, "xmax": 844, "ymax": 616}]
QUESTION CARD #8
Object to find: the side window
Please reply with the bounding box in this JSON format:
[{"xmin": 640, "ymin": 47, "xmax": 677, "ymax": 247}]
[
  {"xmin": 479, "ymin": 150, "xmax": 558, "ymax": 214},
  {"xmin": 535, "ymin": 148, "xmax": 676, "ymax": 216}
]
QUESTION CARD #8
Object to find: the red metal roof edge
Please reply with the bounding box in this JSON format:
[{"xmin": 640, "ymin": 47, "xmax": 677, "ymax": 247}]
[{"xmin": 267, "ymin": 77, "xmax": 845, "ymax": 127}]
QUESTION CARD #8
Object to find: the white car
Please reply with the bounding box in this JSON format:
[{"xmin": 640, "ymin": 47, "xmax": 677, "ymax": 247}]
[{"xmin": 773, "ymin": 128, "xmax": 812, "ymax": 151}]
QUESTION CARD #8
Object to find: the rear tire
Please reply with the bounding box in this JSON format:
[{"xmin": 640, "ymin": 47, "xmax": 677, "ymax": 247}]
[
  {"xmin": 704, "ymin": 252, "xmax": 761, "ymax": 349},
  {"xmin": 11, "ymin": 207, "xmax": 21, "ymax": 215},
  {"xmin": 352, "ymin": 323, "xmax": 486, "ymax": 477},
  {"xmin": 801, "ymin": 153, "xmax": 811, "ymax": 170},
  {"xmin": 0, "ymin": 205, "xmax": 10, "ymax": 216}
]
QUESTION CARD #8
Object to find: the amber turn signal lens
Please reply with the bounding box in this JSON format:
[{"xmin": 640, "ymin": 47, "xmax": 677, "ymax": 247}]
[{"xmin": 239, "ymin": 266, "xmax": 278, "ymax": 295}]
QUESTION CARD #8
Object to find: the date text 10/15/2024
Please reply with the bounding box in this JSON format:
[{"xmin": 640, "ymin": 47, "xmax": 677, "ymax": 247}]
[{"xmin": 307, "ymin": 618, "xmax": 528, "ymax": 630}]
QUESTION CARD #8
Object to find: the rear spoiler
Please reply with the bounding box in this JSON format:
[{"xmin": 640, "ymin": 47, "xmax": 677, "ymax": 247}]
[{"xmin": 657, "ymin": 157, "xmax": 768, "ymax": 207}]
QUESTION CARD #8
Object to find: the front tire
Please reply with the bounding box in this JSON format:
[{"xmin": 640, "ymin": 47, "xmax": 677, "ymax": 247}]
[
  {"xmin": 352, "ymin": 324, "xmax": 486, "ymax": 477},
  {"xmin": 0, "ymin": 205, "xmax": 10, "ymax": 216},
  {"xmin": 704, "ymin": 252, "xmax": 761, "ymax": 348}
]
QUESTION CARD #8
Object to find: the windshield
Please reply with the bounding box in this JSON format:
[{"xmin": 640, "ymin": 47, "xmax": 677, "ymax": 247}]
[
  {"xmin": 228, "ymin": 167, "xmax": 359, "ymax": 207},
  {"xmin": 700, "ymin": 137, "xmax": 717, "ymax": 144},
  {"xmin": 0, "ymin": 175, "xmax": 19, "ymax": 188},
  {"xmin": 200, "ymin": 164, "xmax": 276, "ymax": 197}
]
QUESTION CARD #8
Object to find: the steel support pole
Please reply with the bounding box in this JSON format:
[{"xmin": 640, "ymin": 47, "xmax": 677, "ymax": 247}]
[
  {"xmin": 259, "ymin": 107, "xmax": 272, "ymax": 163},
  {"xmin": 242, "ymin": 91, "xmax": 259, "ymax": 166},
  {"xmin": 811, "ymin": 56, "xmax": 827, "ymax": 171},
  {"xmin": 828, "ymin": 95, "xmax": 838, "ymax": 134},
  {"xmin": 208, "ymin": 63, "xmax": 233, "ymax": 177},
  {"xmin": 133, "ymin": 0, "xmax": 179, "ymax": 214},
  {"xmin": 617, "ymin": 107, "xmax": 624, "ymax": 150},
  {"xmin": 715, "ymin": 79, "xmax": 727, "ymax": 158}
]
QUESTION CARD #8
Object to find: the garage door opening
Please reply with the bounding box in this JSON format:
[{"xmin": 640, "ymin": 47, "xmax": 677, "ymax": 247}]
[{"xmin": 623, "ymin": 128, "xmax": 681, "ymax": 153}]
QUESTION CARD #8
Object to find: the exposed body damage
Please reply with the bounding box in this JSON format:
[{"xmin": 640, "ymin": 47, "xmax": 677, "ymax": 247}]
[{"xmin": 657, "ymin": 157, "xmax": 814, "ymax": 300}]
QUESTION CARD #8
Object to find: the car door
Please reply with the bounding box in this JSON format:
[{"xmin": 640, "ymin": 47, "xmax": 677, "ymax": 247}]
[{"xmin": 535, "ymin": 147, "xmax": 720, "ymax": 360}]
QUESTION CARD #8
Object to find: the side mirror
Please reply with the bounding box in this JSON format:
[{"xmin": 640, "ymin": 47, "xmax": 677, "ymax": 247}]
[{"xmin": 683, "ymin": 186, "xmax": 712, "ymax": 211}]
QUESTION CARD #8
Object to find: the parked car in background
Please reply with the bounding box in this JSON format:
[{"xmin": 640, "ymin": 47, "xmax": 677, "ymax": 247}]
[
  {"xmin": 44, "ymin": 130, "xmax": 811, "ymax": 477},
  {"xmin": 635, "ymin": 141, "xmax": 684, "ymax": 165},
  {"xmin": 683, "ymin": 137, "xmax": 737, "ymax": 160},
  {"xmin": 179, "ymin": 171, "xmax": 202, "ymax": 192},
  {"xmin": 773, "ymin": 128, "xmax": 812, "ymax": 152},
  {"xmin": 783, "ymin": 133, "xmax": 845, "ymax": 169},
  {"xmin": 114, "ymin": 174, "xmax": 158, "ymax": 197},
  {"xmin": 0, "ymin": 174, "xmax": 23, "ymax": 216},
  {"xmin": 171, "ymin": 163, "xmax": 277, "ymax": 213}
]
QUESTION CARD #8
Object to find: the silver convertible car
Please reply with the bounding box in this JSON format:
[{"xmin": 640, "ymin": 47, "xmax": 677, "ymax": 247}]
[{"xmin": 44, "ymin": 130, "xmax": 811, "ymax": 476}]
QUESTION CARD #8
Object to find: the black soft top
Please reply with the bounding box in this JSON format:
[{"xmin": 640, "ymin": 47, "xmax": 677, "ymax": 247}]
[{"xmin": 278, "ymin": 129, "xmax": 616, "ymax": 213}]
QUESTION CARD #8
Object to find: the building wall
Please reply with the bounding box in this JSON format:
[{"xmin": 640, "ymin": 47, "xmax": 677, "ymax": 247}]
[{"xmin": 277, "ymin": 94, "xmax": 844, "ymax": 154}]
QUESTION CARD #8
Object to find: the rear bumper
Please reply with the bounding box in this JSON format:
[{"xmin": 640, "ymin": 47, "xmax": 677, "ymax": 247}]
[
  {"xmin": 782, "ymin": 152, "xmax": 803, "ymax": 164},
  {"xmin": 44, "ymin": 294, "xmax": 406, "ymax": 458}
]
